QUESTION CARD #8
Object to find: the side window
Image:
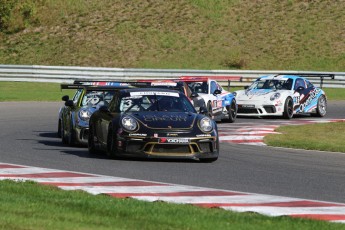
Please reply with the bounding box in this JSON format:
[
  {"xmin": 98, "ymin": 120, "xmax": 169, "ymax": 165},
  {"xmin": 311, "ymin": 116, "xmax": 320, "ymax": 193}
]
[
  {"xmin": 108, "ymin": 92, "xmax": 120, "ymax": 112},
  {"xmin": 210, "ymin": 81, "xmax": 218, "ymax": 94},
  {"xmin": 216, "ymin": 82, "xmax": 223, "ymax": 91},
  {"xmin": 306, "ymin": 80, "xmax": 314, "ymax": 88},
  {"xmin": 294, "ymin": 78, "xmax": 306, "ymax": 90}
]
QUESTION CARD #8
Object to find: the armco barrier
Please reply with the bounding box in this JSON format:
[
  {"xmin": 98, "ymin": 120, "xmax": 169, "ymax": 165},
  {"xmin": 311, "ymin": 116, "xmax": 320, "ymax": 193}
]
[{"xmin": 0, "ymin": 64, "xmax": 344, "ymax": 88}]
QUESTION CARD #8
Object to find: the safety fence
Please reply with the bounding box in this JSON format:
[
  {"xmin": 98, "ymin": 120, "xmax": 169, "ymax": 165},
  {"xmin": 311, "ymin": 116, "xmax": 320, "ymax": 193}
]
[{"xmin": 0, "ymin": 64, "xmax": 344, "ymax": 88}]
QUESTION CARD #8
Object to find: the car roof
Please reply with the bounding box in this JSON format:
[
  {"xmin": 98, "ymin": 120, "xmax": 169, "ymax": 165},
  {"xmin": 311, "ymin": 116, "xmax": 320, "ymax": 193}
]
[{"xmin": 259, "ymin": 75, "xmax": 302, "ymax": 81}]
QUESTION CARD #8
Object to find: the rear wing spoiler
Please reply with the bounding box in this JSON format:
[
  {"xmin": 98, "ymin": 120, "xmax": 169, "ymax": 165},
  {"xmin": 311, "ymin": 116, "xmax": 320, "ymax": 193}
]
[
  {"xmin": 274, "ymin": 73, "xmax": 334, "ymax": 79},
  {"xmin": 179, "ymin": 76, "xmax": 243, "ymax": 91},
  {"xmin": 274, "ymin": 73, "xmax": 335, "ymax": 88},
  {"xmin": 61, "ymin": 81, "xmax": 150, "ymax": 90},
  {"xmin": 60, "ymin": 84, "xmax": 130, "ymax": 91},
  {"xmin": 72, "ymin": 80, "xmax": 151, "ymax": 87},
  {"xmin": 179, "ymin": 76, "xmax": 243, "ymax": 82}
]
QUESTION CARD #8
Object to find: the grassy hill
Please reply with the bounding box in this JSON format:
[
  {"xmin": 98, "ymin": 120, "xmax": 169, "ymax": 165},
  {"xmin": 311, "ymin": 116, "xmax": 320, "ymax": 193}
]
[{"xmin": 0, "ymin": 0, "xmax": 344, "ymax": 71}]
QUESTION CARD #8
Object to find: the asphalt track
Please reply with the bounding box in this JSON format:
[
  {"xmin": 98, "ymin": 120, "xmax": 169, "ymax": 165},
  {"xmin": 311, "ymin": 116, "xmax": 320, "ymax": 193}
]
[{"xmin": 0, "ymin": 101, "xmax": 344, "ymax": 204}]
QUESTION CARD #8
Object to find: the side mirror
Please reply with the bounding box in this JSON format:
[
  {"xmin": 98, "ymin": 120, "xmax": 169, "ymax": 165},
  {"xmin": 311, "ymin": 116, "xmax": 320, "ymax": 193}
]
[
  {"xmin": 65, "ymin": 100, "xmax": 74, "ymax": 107},
  {"xmin": 190, "ymin": 92, "xmax": 199, "ymax": 98},
  {"xmin": 99, "ymin": 105, "xmax": 110, "ymax": 113},
  {"xmin": 62, "ymin": 95, "xmax": 69, "ymax": 101},
  {"xmin": 213, "ymin": 89, "xmax": 221, "ymax": 95},
  {"xmin": 199, "ymin": 106, "xmax": 208, "ymax": 115}
]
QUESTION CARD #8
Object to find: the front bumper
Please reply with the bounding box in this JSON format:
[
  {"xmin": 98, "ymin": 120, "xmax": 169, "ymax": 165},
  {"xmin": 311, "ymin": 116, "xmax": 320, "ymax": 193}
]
[
  {"xmin": 237, "ymin": 102, "xmax": 284, "ymax": 117},
  {"xmin": 114, "ymin": 135, "xmax": 219, "ymax": 160},
  {"xmin": 75, "ymin": 126, "xmax": 89, "ymax": 145}
]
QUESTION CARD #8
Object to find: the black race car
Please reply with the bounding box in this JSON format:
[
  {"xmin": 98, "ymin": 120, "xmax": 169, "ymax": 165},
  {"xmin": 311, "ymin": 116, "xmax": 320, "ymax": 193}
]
[
  {"xmin": 88, "ymin": 88, "xmax": 219, "ymax": 162},
  {"xmin": 58, "ymin": 81, "xmax": 147, "ymax": 146}
]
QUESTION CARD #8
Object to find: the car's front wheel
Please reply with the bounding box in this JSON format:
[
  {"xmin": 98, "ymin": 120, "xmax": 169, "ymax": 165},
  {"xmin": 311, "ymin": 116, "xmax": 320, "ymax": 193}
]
[
  {"xmin": 106, "ymin": 127, "xmax": 119, "ymax": 159},
  {"xmin": 61, "ymin": 122, "xmax": 68, "ymax": 144},
  {"xmin": 57, "ymin": 119, "xmax": 62, "ymax": 138},
  {"xmin": 88, "ymin": 124, "xmax": 97, "ymax": 155},
  {"xmin": 206, "ymin": 101, "xmax": 213, "ymax": 118},
  {"xmin": 67, "ymin": 123, "xmax": 76, "ymax": 146},
  {"xmin": 312, "ymin": 95, "xmax": 327, "ymax": 117},
  {"xmin": 283, "ymin": 97, "xmax": 294, "ymax": 119}
]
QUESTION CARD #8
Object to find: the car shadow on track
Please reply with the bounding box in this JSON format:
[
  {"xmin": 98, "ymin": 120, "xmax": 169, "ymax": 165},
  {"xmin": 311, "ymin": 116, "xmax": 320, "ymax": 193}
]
[{"xmin": 37, "ymin": 131, "xmax": 203, "ymax": 163}]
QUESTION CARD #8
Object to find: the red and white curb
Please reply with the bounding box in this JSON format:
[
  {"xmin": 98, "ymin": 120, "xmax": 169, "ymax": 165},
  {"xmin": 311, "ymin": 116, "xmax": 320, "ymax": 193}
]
[
  {"xmin": 1, "ymin": 162, "xmax": 345, "ymax": 223},
  {"xmin": 218, "ymin": 119, "xmax": 345, "ymax": 146}
]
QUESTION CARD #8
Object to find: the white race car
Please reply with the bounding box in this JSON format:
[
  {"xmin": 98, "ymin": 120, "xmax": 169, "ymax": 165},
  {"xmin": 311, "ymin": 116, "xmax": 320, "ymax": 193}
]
[
  {"xmin": 179, "ymin": 77, "xmax": 238, "ymax": 122},
  {"xmin": 233, "ymin": 75, "xmax": 327, "ymax": 119}
]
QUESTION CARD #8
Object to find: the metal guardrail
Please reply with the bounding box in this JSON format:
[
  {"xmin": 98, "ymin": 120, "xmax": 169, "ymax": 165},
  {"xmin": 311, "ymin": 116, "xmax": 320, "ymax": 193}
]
[{"xmin": 0, "ymin": 64, "xmax": 344, "ymax": 88}]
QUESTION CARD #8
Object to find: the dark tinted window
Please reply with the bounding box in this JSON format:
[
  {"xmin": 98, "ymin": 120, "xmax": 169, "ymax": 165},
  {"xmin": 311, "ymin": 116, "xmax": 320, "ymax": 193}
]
[{"xmin": 116, "ymin": 91, "xmax": 195, "ymax": 113}]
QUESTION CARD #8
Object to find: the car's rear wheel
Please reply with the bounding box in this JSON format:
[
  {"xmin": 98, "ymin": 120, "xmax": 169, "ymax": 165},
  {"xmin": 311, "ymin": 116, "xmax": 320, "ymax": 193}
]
[
  {"xmin": 312, "ymin": 95, "xmax": 327, "ymax": 117},
  {"xmin": 283, "ymin": 97, "xmax": 293, "ymax": 119},
  {"xmin": 88, "ymin": 124, "xmax": 97, "ymax": 155},
  {"xmin": 226, "ymin": 99, "xmax": 237, "ymax": 123}
]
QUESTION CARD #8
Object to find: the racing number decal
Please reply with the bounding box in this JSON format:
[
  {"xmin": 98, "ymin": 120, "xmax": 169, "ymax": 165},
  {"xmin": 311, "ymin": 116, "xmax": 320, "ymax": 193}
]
[
  {"xmin": 294, "ymin": 95, "xmax": 300, "ymax": 104},
  {"xmin": 213, "ymin": 100, "xmax": 222, "ymax": 108}
]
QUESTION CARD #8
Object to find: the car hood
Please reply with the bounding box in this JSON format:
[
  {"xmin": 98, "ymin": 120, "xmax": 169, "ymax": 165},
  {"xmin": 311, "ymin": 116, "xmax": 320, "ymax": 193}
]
[
  {"xmin": 236, "ymin": 89, "xmax": 277, "ymax": 100},
  {"xmin": 130, "ymin": 112, "xmax": 197, "ymax": 129}
]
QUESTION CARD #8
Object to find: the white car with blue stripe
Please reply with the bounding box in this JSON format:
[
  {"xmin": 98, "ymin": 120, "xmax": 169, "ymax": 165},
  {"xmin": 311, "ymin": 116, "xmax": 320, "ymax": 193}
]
[
  {"xmin": 233, "ymin": 74, "xmax": 327, "ymax": 119},
  {"xmin": 179, "ymin": 77, "xmax": 238, "ymax": 123}
]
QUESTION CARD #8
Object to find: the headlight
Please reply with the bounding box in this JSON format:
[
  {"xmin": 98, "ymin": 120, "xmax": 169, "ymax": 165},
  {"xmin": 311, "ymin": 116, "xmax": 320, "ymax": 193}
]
[
  {"xmin": 199, "ymin": 117, "xmax": 213, "ymax": 132},
  {"xmin": 79, "ymin": 109, "xmax": 92, "ymax": 121},
  {"xmin": 270, "ymin": 93, "xmax": 281, "ymax": 101},
  {"xmin": 121, "ymin": 116, "xmax": 138, "ymax": 131}
]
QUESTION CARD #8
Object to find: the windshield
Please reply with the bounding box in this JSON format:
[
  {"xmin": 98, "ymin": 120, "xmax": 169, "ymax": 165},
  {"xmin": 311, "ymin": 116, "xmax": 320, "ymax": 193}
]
[
  {"xmin": 81, "ymin": 91, "xmax": 115, "ymax": 107},
  {"xmin": 119, "ymin": 92, "xmax": 195, "ymax": 113},
  {"xmin": 187, "ymin": 82, "xmax": 208, "ymax": 94},
  {"xmin": 249, "ymin": 79, "xmax": 293, "ymax": 90}
]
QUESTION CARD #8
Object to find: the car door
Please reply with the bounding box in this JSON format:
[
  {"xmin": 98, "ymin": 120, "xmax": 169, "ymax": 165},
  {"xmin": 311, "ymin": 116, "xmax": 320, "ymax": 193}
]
[
  {"xmin": 293, "ymin": 78, "xmax": 317, "ymax": 113},
  {"xmin": 209, "ymin": 80, "xmax": 223, "ymax": 116}
]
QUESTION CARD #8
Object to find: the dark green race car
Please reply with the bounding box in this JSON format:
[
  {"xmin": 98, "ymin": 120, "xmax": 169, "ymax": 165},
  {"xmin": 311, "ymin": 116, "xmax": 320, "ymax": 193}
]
[{"xmin": 88, "ymin": 88, "xmax": 219, "ymax": 162}]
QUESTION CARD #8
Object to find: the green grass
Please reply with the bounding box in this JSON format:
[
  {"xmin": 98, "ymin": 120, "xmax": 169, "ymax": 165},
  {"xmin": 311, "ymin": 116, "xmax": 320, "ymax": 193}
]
[
  {"xmin": 264, "ymin": 122, "xmax": 345, "ymax": 153},
  {"xmin": 1, "ymin": 180, "xmax": 343, "ymax": 230},
  {"xmin": 323, "ymin": 88, "xmax": 345, "ymax": 101},
  {"xmin": 1, "ymin": 0, "xmax": 345, "ymax": 71},
  {"xmin": 0, "ymin": 82, "xmax": 75, "ymax": 101}
]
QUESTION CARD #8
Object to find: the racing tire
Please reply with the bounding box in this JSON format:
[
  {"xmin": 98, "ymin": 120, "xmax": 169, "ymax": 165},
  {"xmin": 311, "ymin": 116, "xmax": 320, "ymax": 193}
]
[
  {"xmin": 312, "ymin": 95, "xmax": 327, "ymax": 117},
  {"xmin": 57, "ymin": 119, "xmax": 62, "ymax": 138},
  {"xmin": 106, "ymin": 128, "xmax": 119, "ymax": 159},
  {"xmin": 226, "ymin": 100, "xmax": 237, "ymax": 123},
  {"xmin": 206, "ymin": 101, "xmax": 213, "ymax": 118},
  {"xmin": 67, "ymin": 123, "xmax": 76, "ymax": 146},
  {"xmin": 200, "ymin": 136, "xmax": 219, "ymax": 163},
  {"xmin": 283, "ymin": 97, "xmax": 294, "ymax": 119},
  {"xmin": 88, "ymin": 124, "xmax": 97, "ymax": 155},
  {"xmin": 61, "ymin": 122, "xmax": 68, "ymax": 144}
]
